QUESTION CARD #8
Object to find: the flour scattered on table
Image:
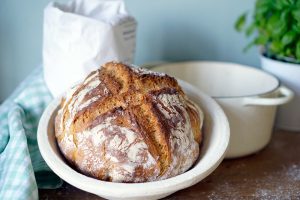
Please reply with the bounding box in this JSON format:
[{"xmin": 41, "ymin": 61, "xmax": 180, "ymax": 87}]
[
  {"xmin": 286, "ymin": 164, "xmax": 300, "ymax": 181},
  {"xmin": 253, "ymin": 163, "xmax": 300, "ymax": 200}
]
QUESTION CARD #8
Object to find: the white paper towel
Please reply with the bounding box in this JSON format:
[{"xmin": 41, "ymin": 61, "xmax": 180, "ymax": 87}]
[{"xmin": 43, "ymin": 0, "xmax": 137, "ymax": 97}]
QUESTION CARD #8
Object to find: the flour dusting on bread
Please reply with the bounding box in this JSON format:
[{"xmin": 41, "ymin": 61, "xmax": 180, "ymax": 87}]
[
  {"xmin": 155, "ymin": 92, "xmax": 199, "ymax": 179},
  {"xmin": 55, "ymin": 62, "xmax": 203, "ymax": 183}
]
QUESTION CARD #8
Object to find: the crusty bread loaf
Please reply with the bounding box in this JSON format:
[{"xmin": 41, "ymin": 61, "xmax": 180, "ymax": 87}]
[{"xmin": 55, "ymin": 62, "xmax": 204, "ymax": 182}]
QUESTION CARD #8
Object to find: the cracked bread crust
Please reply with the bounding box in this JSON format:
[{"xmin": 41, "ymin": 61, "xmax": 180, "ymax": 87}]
[{"xmin": 55, "ymin": 62, "xmax": 204, "ymax": 182}]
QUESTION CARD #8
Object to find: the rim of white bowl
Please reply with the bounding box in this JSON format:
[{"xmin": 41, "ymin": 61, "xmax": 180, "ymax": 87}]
[{"xmin": 37, "ymin": 80, "xmax": 230, "ymax": 198}]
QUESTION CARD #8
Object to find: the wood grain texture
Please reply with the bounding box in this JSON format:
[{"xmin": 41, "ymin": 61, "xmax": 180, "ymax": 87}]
[{"xmin": 39, "ymin": 130, "xmax": 300, "ymax": 200}]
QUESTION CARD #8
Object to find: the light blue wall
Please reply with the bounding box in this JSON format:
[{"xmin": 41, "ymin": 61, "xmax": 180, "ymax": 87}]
[{"xmin": 0, "ymin": 0, "xmax": 258, "ymax": 102}]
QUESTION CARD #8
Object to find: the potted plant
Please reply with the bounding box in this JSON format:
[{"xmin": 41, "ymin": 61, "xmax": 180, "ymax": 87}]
[{"xmin": 235, "ymin": 0, "xmax": 300, "ymax": 131}]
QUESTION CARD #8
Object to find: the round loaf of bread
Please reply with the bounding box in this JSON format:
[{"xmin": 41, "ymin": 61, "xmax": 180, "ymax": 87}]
[{"xmin": 55, "ymin": 62, "xmax": 204, "ymax": 182}]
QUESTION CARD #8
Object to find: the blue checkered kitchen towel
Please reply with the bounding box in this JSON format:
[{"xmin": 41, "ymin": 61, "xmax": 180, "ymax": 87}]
[{"xmin": 0, "ymin": 67, "xmax": 63, "ymax": 200}]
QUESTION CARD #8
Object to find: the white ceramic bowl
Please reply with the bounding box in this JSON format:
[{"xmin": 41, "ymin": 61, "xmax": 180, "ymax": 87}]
[{"xmin": 37, "ymin": 80, "xmax": 230, "ymax": 200}]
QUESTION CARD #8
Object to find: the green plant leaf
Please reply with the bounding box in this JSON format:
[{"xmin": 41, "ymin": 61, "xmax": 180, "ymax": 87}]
[
  {"xmin": 284, "ymin": 0, "xmax": 295, "ymax": 6},
  {"xmin": 255, "ymin": 0, "xmax": 272, "ymax": 13},
  {"xmin": 255, "ymin": 0, "xmax": 271, "ymax": 8},
  {"xmin": 254, "ymin": 35, "xmax": 269, "ymax": 45},
  {"xmin": 281, "ymin": 31, "xmax": 297, "ymax": 46},
  {"xmin": 267, "ymin": 13, "xmax": 287, "ymax": 38},
  {"xmin": 273, "ymin": 0, "xmax": 285, "ymax": 10},
  {"xmin": 256, "ymin": 18, "xmax": 267, "ymax": 32},
  {"xmin": 292, "ymin": 22, "xmax": 300, "ymax": 33},
  {"xmin": 270, "ymin": 40, "xmax": 283, "ymax": 53},
  {"xmin": 292, "ymin": 9, "xmax": 300, "ymax": 22},
  {"xmin": 296, "ymin": 40, "xmax": 300, "ymax": 60},
  {"xmin": 285, "ymin": 47, "xmax": 293, "ymax": 57},
  {"xmin": 236, "ymin": 0, "xmax": 299, "ymax": 58},
  {"xmin": 245, "ymin": 22, "xmax": 256, "ymax": 37},
  {"xmin": 273, "ymin": 0, "xmax": 294, "ymax": 9},
  {"xmin": 235, "ymin": 12, "xmax": 247, "ymax": 32},
  {"xmin": 267, "ymin": 13, "xmax": 280, "ymax": 30},
  {"xmin": 280, "ymin": 9, "xmax": 290, "ymax": 21}
]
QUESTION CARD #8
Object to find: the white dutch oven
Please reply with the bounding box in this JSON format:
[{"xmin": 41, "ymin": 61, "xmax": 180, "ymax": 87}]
[{"xmin": 151, "ymin": 61, "xmax": 294, "ymax": 158}]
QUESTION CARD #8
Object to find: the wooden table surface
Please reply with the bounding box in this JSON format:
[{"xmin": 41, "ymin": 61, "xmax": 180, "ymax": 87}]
[{"xmin": 39, "ymin": 130, "xmax": 300, "ymax": 200}]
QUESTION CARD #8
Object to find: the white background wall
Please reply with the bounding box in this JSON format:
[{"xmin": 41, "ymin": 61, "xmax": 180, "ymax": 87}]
[{"xmin": 0, "ymin": 0, "xmax": 258, "ymax": 101}]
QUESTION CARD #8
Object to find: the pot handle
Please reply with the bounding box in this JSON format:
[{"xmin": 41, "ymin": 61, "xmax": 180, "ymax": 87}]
[{"xmin": 243, "ymin": 86, "xmax": 294, "ymax": 106}]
